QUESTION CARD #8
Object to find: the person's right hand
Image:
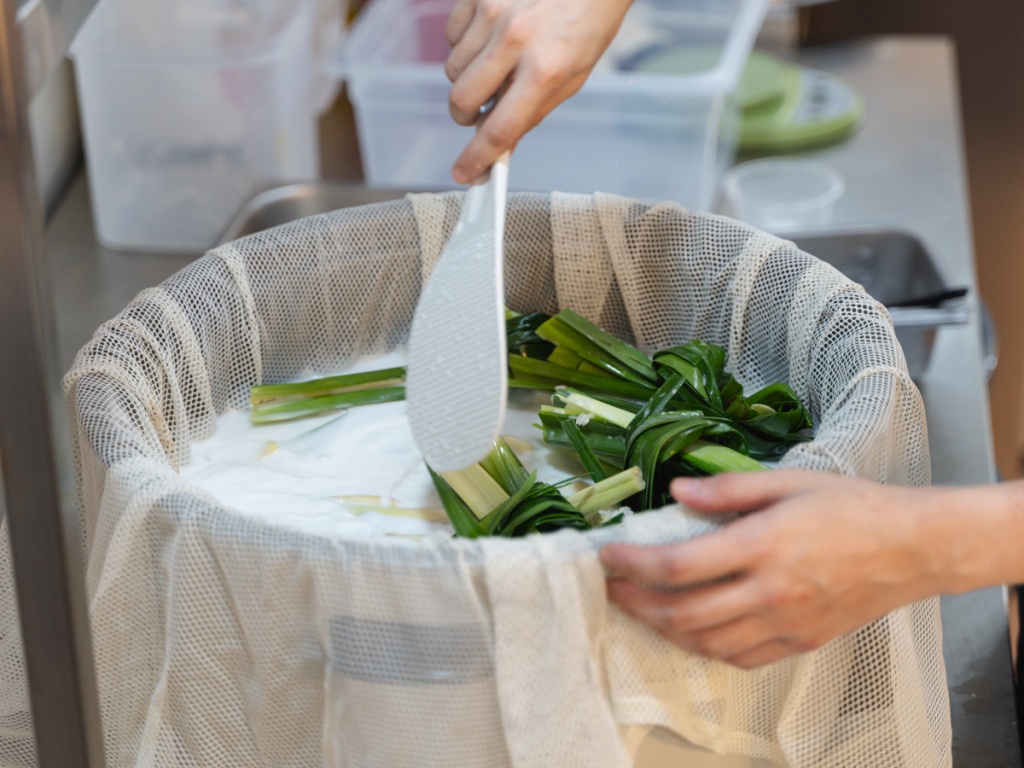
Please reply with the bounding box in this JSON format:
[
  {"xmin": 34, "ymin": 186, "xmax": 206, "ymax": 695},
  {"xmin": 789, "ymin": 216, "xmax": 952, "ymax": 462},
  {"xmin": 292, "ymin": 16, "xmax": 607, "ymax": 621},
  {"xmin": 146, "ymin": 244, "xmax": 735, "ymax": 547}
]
[
  {"xmin": 601, "ymin": 470, "xmax": 979, "ymax": 668},
  {"xmin": 444, "ymin": 0, "xmax": 634, "ymax": 184}
]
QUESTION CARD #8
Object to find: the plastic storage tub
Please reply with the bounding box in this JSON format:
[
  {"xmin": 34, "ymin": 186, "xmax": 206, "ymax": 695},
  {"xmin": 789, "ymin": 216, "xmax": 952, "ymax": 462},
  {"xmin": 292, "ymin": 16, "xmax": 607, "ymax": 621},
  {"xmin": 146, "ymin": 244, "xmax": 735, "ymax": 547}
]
[
  {"xmin": 70, "ymin": 0, "xmax": 321, "ymax": 253},
  {"xmin": 332, "ymin": 0, "xmax": 769, "ymax": 209}
]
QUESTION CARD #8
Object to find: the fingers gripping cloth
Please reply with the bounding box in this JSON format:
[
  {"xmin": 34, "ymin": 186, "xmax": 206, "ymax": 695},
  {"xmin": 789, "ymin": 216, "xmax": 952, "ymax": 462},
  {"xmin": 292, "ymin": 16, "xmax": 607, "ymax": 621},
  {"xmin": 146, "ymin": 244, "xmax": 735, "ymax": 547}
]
[{"xmin": 0, "ymin": 192, "xmax": 947, "ymax": 767}]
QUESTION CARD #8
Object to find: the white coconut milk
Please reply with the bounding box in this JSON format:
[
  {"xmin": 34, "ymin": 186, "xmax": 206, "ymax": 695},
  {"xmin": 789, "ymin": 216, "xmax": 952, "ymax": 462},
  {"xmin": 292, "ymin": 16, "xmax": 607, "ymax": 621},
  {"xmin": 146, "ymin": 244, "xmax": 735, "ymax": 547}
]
[{"xmin": 182, "ymin": 352, "xmax": 581, "ymax": 542}]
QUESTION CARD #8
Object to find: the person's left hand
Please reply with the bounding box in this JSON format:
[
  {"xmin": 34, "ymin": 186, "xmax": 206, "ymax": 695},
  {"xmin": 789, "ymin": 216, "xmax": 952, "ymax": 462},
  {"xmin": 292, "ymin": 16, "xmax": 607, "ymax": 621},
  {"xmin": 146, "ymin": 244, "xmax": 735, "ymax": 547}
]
[
  {"xmin": 444, "ymin": 0, "xmax": 633, "ymax": 184},
  {"xmin": 600, "ymin": 470, "xmax": 954, "ymax": 669}
]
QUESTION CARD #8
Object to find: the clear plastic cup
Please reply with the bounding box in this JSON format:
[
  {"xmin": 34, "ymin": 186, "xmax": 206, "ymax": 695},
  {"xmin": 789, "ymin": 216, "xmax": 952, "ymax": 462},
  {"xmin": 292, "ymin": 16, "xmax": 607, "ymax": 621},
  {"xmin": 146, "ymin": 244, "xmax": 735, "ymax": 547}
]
[{"xmin": 722, "ymin": 157, "xmax": 845, "ymax": 232}]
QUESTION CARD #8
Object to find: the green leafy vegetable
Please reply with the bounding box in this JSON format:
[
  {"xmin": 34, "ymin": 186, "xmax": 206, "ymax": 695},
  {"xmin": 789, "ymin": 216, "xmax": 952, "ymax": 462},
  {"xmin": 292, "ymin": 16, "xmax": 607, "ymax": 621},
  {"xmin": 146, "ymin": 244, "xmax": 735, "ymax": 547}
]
[
  {"xmin": 250, "ymin": 367, "xmax": 405, "ymax": 423},
  {"xmin": 430, "ymin": 437, "xmax": 641, "ymax": 538},
  {"xmin": 248, "ymin": 308, "xmax": 813, "ymax": 535}
]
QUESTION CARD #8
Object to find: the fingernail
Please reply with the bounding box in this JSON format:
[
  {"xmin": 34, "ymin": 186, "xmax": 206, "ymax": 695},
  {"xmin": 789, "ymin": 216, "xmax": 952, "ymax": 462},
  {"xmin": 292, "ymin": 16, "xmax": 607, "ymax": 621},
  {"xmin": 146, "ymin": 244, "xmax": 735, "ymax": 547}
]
[{"xmin": 452, "ymin": 167, "xmax": 470, "ymax": 185}]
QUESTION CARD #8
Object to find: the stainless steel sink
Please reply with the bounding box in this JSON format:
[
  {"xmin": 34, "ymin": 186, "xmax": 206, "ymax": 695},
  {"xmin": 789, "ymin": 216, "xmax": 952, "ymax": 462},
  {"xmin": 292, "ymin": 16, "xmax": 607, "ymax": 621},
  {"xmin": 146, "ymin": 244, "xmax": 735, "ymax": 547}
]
[
  {"xmin": 787, "ymin": 229, "xmax": 977, "ymax": 380},
  {"xmin": 220, "ymin": 181, "xmax": 408, "ymax": 242},
  {"xmin": 790, "ymin": 230, "xmax": 961, "ymax": 309},
  {"xmin": 220, "ymin": 183, "xmax": 994, "ymax": 381}
]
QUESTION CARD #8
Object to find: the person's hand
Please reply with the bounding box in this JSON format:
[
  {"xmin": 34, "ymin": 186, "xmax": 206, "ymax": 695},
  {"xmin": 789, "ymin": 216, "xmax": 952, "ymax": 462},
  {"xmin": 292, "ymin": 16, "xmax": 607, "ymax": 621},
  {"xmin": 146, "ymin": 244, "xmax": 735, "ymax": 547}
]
[
  {"xmin": 600, "ymin": 470, "xmax": 964, "ymax": 669},
  {"xmin": 444, "ymin": 0, "xmax": 633, "ymax": 183}
]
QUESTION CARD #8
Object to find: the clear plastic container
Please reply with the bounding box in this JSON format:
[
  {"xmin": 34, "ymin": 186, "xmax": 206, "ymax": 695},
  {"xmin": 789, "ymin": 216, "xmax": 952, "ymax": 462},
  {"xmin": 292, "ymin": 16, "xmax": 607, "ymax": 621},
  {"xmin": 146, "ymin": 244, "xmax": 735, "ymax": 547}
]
[
  {"xmin": 722, "ymin": 157, "xmax": 845, "ymax": 232},
  {"xmin": 70, "ymin": 0, "xmax": 321, "ymax": 253},
  {"xmin": 332, "ymin": 0, "xmax": 769, "ymax": 209}
]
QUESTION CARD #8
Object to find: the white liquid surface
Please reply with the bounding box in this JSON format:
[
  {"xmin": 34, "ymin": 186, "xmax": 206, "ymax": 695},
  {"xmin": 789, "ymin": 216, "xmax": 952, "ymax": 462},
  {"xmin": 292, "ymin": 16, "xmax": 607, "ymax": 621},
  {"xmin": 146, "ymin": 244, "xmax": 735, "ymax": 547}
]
[{"xmin": 182, "ymin": 352, "xmax": 583, "ymax": 542}]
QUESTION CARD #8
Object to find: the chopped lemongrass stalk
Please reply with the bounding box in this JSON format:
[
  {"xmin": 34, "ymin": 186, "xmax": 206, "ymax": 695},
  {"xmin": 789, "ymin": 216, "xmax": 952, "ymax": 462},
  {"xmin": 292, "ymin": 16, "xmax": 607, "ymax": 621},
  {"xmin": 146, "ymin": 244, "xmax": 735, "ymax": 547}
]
[
  {"xmin": 680, "ymin": 440, "xmax": 767, "ymax": 474},
  {"xmin": 567, "ymin": 466, "xmax": 645, "ymax": 518},
  {"xmin": 750, "ymin": 403, "xmax": 777, "ymax": 416},
  {"xmin": 440, "ymin": 465, "xmax": 510, "ymax": 519},
  {"xmin": 555, "ymin": 391, "xmax": 636, "ymax": 430}
]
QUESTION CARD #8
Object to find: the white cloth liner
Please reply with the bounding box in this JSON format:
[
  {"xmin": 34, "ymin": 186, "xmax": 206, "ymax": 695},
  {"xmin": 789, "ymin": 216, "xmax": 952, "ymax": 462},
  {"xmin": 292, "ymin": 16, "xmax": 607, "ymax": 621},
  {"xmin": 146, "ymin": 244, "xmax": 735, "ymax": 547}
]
[{"xmin": 0, "ymin": 191, "xmax": 947, "ymax": 767}]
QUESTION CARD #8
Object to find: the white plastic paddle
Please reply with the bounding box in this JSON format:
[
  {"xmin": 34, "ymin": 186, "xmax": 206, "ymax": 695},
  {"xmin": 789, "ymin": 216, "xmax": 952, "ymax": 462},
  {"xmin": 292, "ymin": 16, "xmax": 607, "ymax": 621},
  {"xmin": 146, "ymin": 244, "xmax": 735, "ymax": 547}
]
[{"xmin": 406, "ymin": 150, "xmax": 511, "ymax": 472}]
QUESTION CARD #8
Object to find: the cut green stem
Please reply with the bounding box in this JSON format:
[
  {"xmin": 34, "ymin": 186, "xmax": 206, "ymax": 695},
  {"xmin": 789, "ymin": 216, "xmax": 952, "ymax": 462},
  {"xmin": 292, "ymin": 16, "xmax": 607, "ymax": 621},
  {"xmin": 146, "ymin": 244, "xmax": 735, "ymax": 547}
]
[
  {"xmin": 567, "ymin": 466, "xmax": 645, "ymax": 518},
  {"xmin": 251, "ymin": 367, "xmax": 405, "ymax": 404},
  {"xmin": 439, "ymin": 464, "xmax": 509, "ymax": 519},
  {"xmin": 251, "ymin": 386, "xmax": 405, "ymax": 423},
  {"xmin": 554, "ymin": 391, "xmax": 636, "ymax": 430},
  {"xmin": 681, "ymin": 439, "xmax": 767, "ymax": 474}
]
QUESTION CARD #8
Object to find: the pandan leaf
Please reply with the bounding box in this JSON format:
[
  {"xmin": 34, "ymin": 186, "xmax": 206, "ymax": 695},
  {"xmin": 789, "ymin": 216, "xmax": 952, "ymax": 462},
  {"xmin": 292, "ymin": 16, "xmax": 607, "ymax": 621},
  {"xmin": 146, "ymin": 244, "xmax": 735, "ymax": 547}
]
[
  {"xmin": 561, "ymin": 419, "xmax": 609, "ymax": 482},
  {"xmin": 626, "ymin": 371, "xmax": 688, "ymax": 434},
  {"xmin": 484, "ymin": 472, "xmax": 589, "ymax": 536},
  {"xmin": 551, "ymin": 309, "xmax": 658, "ymax": 382},
  {"xmin": 428, "ymin": 468, "xmax": 489, "ymax": 538},
  {"xmin": 536, "ymin": 311, "xmax": 657, "ymax": 384},
  {"xmin": 626, "ymin": 411, "xmax": 757, "ymax": 510},
  {"xmin": 479, "ymin": 436, "xmax": 531, "ymax": 496},
  {"xmin": 653, "ymin": 340, "xmax": 727, "ymax": 412},
  {"xmin": 506, "ymin": 311, "xmax": 555, "ymax": 359},
  {"xmin": 508, "ymin": 356, "xmax": 655, "ymax": 400}
]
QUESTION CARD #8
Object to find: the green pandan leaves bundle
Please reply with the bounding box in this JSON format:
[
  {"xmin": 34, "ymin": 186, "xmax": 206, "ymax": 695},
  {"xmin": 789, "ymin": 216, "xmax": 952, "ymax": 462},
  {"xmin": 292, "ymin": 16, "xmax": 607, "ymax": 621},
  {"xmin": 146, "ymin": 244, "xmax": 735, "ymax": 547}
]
[
  {"xmin": 248, "ymin": 308, "xmax": 813, "ymax": 536},
  {"xmin": 429, "ymin": 437, "xmax": 641, "ymax": 539},
  {"xmin": 512, "ymin": 309, "xmax": 812, "ymax": 458}
]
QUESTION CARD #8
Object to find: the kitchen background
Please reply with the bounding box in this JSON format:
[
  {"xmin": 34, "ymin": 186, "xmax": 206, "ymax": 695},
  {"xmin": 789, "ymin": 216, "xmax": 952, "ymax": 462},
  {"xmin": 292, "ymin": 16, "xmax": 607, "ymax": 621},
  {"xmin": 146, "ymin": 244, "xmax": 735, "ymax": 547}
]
[
  {"xmin": 799, "ymin": 0, "xmax": 1024, "ymax": 481},
  {"xmin": 6, "ymin": 0, "xmax": 1021, "ymax": 766},
  {"xmin": 23, "ymin": 0, "xmax": 1024, "ymax": 478}
]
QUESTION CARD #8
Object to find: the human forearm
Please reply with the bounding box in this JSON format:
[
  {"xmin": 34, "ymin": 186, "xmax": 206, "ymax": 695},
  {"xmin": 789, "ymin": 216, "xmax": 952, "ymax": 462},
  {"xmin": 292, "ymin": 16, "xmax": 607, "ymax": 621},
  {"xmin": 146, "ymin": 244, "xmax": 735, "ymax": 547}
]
[
  {"xmin": 601, "ymin": 470, "xmax": 1024, "ymax": 668},
  {"xmin": 928, "ymin": 480, "xmax": 1024, "ymax": 594}
]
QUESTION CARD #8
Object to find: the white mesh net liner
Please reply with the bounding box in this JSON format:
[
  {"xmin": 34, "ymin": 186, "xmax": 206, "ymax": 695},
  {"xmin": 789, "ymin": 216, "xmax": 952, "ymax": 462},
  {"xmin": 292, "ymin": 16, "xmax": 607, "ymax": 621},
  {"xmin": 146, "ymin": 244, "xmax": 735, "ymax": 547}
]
[{"xmin": 0, "ymin": 191, "xmax": 948, "ymax": 767}]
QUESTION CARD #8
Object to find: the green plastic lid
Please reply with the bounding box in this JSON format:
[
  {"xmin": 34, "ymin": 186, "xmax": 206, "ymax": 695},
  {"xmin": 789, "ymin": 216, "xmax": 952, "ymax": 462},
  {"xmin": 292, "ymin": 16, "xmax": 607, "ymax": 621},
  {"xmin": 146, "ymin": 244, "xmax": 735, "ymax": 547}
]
[
  {"xmin": 738, "ymin": 64, "xmax": 863, "ymax": 152},
  {"xmin": 631, "ymin": 48, "xmax": 792, "ymax": 111},
  {"xmin": 631, "ymin": 46, "xmax": 863, "ymax": 152}
]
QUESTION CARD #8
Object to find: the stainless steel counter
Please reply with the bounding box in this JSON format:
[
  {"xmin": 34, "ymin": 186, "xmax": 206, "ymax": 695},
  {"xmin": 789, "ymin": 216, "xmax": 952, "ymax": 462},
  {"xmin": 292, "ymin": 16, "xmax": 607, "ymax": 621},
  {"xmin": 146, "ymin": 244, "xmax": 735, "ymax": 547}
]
[
  {"xmin": 786, "ymin": 37, "xmax": 1020, "ymax": 766},
  {"xmin": 43, "ymin": 35, "xmax": 1019, "ymax": 767}
]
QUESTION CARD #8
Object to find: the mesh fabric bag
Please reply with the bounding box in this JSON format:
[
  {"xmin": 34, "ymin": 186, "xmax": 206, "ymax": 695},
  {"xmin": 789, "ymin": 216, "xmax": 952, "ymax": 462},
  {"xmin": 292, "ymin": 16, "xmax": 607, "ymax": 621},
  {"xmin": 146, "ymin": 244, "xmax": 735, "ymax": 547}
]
[{"xmin": 0, "ymin": 192, "xmax": 948, "ymax": 767}]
